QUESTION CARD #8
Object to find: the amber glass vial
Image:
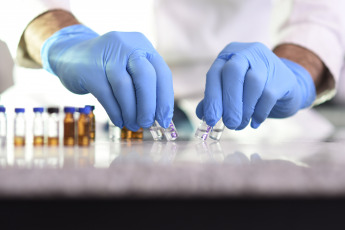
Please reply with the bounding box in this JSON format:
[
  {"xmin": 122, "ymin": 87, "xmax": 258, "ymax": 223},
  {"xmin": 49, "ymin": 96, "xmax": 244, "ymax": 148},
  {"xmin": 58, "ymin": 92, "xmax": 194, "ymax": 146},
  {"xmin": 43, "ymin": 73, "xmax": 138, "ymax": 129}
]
[
  {"xmin": 121, "ymin": 127, "xmax": 132, "ymax": 139},
  {"xmin": 64, "ymin": 107, "xmax": 76, "ymax": 146},
  {"xmin": 33, "ymin": 107, "xmax": 44, "ymax": 146},
  {"xmin": 85, "ymin": 105, "xmax": 95, "ymax": 141},
  {"xmin": 14, "ymin": 108, "xmax": 26, "ymax": 146},
  {"xmin": 47, "ymin": 107, "xmax": 59, "ymax": 146},
  {"xmin": 132, "ymin": 128, "xmax": 143, "ymax": 139},
  {"xmin": 78, "ymin": 107, "xmax": 91, "ymax": 146}
]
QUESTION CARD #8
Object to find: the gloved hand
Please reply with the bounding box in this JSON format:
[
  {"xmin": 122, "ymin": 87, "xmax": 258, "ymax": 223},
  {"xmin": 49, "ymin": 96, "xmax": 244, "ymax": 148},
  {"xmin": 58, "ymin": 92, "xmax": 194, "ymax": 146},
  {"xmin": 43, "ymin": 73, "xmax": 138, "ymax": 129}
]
[
  {"xmin": 196, "ymin": 42, "xmax": 316, "ymax": 130},
  {"xmin": 41, "ymin": 24, "xmax": 174, "ymax": 131}
]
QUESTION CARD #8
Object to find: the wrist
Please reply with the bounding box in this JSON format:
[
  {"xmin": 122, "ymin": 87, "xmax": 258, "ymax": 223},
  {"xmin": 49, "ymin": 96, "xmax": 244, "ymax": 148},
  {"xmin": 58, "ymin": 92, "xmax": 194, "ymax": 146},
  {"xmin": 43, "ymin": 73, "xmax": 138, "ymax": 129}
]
[
  {"xmin": 41, "ymin": 24, "xmax": 99, "ymax": 75},
  {"xmin": 280, "ymin": 58, "xmax": 316, "ymax": 109}
]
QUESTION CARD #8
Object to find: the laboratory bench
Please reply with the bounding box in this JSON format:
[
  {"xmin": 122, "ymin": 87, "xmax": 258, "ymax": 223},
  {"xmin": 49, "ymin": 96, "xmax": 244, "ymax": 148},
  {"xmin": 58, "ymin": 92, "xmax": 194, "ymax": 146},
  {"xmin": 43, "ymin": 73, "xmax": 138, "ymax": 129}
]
[{"xmin": 1, "ymin": 102, "xmax": 345, "ymax": 228}]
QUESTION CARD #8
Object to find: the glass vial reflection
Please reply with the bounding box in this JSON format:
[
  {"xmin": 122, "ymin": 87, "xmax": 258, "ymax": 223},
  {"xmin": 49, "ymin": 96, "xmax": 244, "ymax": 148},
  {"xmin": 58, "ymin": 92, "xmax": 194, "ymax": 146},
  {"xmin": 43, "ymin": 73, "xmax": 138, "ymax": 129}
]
[
  {"xmin": 64, "ymin": 107, "xmax": 76, "ymax": 146},
  {"xmin": 78, "ymin": 107, "xmax": 90, "ymax": 146},
  {"xmin": 14, "ymin": 108, "xmax": 26, "ymax": 146},
  {"xmin": 33, "ymin": 107, "xmax": 44, "ymax": 146},
  {"xmin": 47, "ymin": 107, "xmax": 59, "ymax": 146},
  {"xmin": 0, "ymin": 107, "xmax": 7, "ymax": 147}
]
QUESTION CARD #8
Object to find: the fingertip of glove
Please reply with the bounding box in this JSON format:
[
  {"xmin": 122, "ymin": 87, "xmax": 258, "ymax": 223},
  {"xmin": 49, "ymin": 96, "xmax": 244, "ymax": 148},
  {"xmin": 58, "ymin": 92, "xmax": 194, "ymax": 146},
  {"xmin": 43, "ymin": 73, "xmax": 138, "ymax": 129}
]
[{"xmin": 251, "ymin": 120, "xmax": 261, "ymax": 129}]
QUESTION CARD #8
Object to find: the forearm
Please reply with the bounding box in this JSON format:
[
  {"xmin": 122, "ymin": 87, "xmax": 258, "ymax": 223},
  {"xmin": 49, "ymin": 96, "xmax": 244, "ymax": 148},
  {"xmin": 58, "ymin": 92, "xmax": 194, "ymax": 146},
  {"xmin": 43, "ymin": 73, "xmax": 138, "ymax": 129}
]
[
  {"xmin": 24, "ymin": 9, "xmax": 80, "ymax": 66},
  {"xmin": 273, "ymin": 44, "xmax": 327, "ymax": 94}
]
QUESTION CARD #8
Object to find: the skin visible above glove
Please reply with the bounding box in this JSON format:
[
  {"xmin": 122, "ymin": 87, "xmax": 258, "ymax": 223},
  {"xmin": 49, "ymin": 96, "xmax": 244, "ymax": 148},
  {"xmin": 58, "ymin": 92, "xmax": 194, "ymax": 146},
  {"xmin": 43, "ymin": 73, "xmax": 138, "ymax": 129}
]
[
  {"xmin": 196, "ymin": 42, "xmax": 316, "ymax": 130},
  {"xmin": 41, "ymin": 24, "xmax": 174, "ymax": 131}
]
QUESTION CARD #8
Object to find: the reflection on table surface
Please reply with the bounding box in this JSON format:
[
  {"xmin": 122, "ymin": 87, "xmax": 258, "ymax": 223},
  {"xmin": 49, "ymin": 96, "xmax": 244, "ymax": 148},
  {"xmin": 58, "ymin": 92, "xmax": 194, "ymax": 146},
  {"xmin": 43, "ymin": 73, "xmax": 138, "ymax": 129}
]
[{"xmin": 1, "ymin": 139, "xmax": 345, "ymax": 169}]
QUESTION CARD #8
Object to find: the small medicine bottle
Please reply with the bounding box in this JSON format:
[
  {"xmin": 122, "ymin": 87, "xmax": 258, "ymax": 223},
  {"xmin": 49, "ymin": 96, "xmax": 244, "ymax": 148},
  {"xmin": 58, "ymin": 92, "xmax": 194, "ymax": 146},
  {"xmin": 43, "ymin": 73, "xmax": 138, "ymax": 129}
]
[
  {"xmin": 78, "ymin": 107, "xmax": 91, "ymax": 146},
  {"xmin": 14, "ymin": 108, "xmax": 26, "ymax": 146},
  {"xmin": 132, "ymin": 128, "xmax": 143, "ymax": 139},
  {"xmin": 64, "ymin": 107, "xmax": 76, "ymax": 146},
  {"xmin": 0, "ymin": 107, "xmax": 7, "ymax": 147},
  {"xmin": 47, "ymin": 107, "xmax": 60, "ymax": 146},
  {"xmin": 33, "ymin": 107, "xmax": 44, "ymax": 146},
  {"xmin": 121, "ymin": 127, "xmax": 132, "ymax": 139},
  {"xmin": 85, "ymin": 105, "xmax": 95, "ymax": 141}
]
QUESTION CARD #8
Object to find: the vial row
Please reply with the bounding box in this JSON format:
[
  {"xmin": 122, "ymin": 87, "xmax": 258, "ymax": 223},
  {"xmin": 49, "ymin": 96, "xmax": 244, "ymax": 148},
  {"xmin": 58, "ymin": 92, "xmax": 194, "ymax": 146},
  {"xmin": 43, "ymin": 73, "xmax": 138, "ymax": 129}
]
[
  {"xmin": 195, "ymin": 118, "xmax": 225, "ymax": 141},
  {"xmin": 0, "ymin": 105, "xmax": 95, "ymax": 147}
]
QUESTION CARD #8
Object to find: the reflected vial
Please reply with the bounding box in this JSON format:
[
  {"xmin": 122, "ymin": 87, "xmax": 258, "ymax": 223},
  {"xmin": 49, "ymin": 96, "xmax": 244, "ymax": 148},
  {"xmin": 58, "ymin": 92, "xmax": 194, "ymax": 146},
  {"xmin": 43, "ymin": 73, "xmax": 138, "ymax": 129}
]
[
  {"xmin": 14, "ymin": 108, "xmax": 26, "ymax": 146},
  {"xmin": 85, "ymin": 105, "xmax": 95, "ymax": 141},
  {"xmin": 64, "ymin": 107, "xmax": 76, "ymax": 146},
  {"xmin": 0, "ymin": 107, "xmax": 6, "ymax": 147},
  {"xmin": 209, "ymin": 119, "xmax": 225, "ymax": 141},
  {"xmin": 33, "ymin": 107, "xmax": 44, "ymax": 146},
  {"xmin": 78, "ymin": 107, "xmax": 90, "ymax": 146},
  {"xmin": 47, "ymin": 107, "xmax": 59, "ymax": 146},
  {"xmin": 195, "ymin": 118, "xmax": 212, "ymax": 141}
]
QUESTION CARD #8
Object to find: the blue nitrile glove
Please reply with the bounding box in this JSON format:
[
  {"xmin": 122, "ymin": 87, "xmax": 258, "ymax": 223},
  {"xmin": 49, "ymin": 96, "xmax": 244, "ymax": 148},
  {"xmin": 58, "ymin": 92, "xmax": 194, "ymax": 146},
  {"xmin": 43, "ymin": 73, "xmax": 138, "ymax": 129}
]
[
  {"xmin": 196, "ymin": 42, "xmax": 316, "ymax": 130},
  {"xmin": 41, "ymin": 24, "xmax": 174, "ymax": 131}
]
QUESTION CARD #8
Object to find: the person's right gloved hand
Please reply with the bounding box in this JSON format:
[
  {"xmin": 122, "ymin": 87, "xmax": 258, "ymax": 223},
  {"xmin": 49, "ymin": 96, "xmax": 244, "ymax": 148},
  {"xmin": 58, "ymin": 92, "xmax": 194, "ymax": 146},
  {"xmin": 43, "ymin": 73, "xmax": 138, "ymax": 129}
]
[
  {"xmin": 41, "ymin": 24, "xmax": 174, "ymax": 131},
  {"xmin": 196, "ymin": 42, "xmax": 316, "ymax": 130}
]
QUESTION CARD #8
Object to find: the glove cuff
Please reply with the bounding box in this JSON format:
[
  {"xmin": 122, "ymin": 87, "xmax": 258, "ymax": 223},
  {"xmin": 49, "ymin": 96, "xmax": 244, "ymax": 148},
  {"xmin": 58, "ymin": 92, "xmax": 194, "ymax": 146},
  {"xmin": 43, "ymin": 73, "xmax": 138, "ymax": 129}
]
[
  {"xmin": 41, "ymin": 24, "xmax": 99, "ymax": 75},
  {"xmin": 280, "ymin": 58, "xmax": 316, "ymax": 109}
]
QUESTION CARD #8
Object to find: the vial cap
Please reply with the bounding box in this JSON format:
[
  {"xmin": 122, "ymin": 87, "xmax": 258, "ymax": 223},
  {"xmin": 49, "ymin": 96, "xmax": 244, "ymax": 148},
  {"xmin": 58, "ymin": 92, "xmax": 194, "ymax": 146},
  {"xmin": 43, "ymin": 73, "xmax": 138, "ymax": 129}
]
[
  {"xmin": 78, "ymin": 107, "xmax": 91, "ymax": 114},
  {"xmin": 15, "ymin": 108, "xmax": 25, "ymax": 113},
  {"xmin": 33, "ymin": 107, "xmax": 44, "ymax": 113},
  {"xmin": 47, "ymin": 107, "xmax": 59, "ymax": 114},
  {"xmin": 64, "ymin": 107, "xmax": 76, "ymax": 113},
  {"xmin": 0, "ymin": 107, "xmax": 5, "ymax": 112},
  {"xmin": 85, "ymin": 105, "xmax": 95, "ymax": 111}
]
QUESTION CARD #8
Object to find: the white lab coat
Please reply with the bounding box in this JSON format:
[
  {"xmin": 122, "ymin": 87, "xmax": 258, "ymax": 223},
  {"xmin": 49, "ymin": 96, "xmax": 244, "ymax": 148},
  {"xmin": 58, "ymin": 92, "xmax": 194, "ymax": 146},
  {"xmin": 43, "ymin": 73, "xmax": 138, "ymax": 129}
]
[{"xmin": 0, "ymin": 0, "xmax": 344, "ymax": 141}]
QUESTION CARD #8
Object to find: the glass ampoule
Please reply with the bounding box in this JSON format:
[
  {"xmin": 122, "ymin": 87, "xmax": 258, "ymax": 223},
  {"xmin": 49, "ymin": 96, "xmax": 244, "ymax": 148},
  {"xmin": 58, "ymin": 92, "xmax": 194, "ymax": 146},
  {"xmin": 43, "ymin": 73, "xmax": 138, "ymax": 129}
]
[
  {"xmin": 209, "ymin": 119, "xmax": 225, "ymax": 141},
  {"xmin": 47, "ymin": 107, "xmax": 60, "ymax": 146},
  {"xmin": 0, "ymin": 107, "xmax": 7, "ymax": 147},
  {"xmin": 33, "ymin": 107, "xmax": 44, "ymax": 146},
  {"xmin": 14, "ymin": 108, "xmax": 26, "ymax": 146},
  {"xmin": 77, "ymin": 107, "xmax": 91, "ymax": 146},
  {"xmin": 64, "ymin": 107, "xmax": 76, "ymax": 146},
  {"xmin": 195, "ymin": 118, "xmax": 213, "ymax": 141},
  {"xmin": 85, "ymin": 105, "xmax": 95, "ymax": 142},
  {"xmin": 149, "ymin": 121, "xmax": 178, "ymax": 141},
  {"xmin": 195, "ymin": 118, "xmax": 225, "ymax": 141}
]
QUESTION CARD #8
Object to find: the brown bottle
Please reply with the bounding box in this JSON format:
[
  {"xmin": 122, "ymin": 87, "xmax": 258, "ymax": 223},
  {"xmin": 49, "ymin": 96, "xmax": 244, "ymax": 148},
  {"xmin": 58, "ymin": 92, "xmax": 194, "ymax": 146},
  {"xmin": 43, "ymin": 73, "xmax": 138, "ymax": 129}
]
[
  {"xmin": 64, "ymin": 107, "xmax": 76, "ymax": 146},
  {"xmin": 78, "ymin": 107, "xmax": 90, "ymax": 146},
  {"xmin": 85, "ymin": 105, "xmax": 95, "ymax": 142}
]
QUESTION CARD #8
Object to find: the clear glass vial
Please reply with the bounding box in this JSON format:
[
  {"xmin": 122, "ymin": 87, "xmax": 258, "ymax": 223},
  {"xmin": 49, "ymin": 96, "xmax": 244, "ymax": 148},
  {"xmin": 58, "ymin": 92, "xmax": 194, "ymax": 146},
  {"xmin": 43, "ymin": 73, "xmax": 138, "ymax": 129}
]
[
  {"xmin": 0, "ymin": 106, "xmax": 7, "ymax": 147},
  {"xmin": 85, "ymin": 105, "xmax": 95, "ymax": 141},
  {"xmin": 33, "ymin": 107, "xmax": 44, "ymax": 146},
  {"xmin": 14, "ymin": 108, "xmax": 26, "ymax": 146},
  {"xmin": 47, "ymin": 107, "xmax": 60, "ymax": 146},
  {"xmin": 195, "ymin": 118, "xmax": 225, "ymax": 141},
  {"xmin": 64, "ymin": 107, "xmax": 76, "ymax": 146},
  {"xmin": 209, "ymin": 119, "xmax": 225, "ymax": 141},
  {"xmin": 149, "ymin": 121, "xmax": 178, "ymax": 141},
  {"xmin": 195, "ymin": 118, "xmax": 212, "ymax": 141},
  {"xmin": 78, "ymin": 107, "xmax": 90, "ymax": 146}
]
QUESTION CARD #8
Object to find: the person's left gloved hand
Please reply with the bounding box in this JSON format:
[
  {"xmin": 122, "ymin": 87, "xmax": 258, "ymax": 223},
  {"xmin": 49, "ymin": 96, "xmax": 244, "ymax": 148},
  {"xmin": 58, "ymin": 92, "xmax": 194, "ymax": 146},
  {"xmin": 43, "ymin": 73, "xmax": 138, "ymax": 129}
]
[{"xmin": 196, "ymin": 42, "xmax": 316, "ymax": 130}]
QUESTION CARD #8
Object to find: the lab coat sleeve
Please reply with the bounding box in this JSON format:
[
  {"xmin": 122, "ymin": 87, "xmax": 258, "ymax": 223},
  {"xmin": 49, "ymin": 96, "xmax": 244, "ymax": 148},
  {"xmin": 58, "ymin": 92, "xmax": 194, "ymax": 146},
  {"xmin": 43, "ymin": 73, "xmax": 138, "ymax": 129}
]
[
  {"xmin": 0, "ymin": 0, "xmax": 70, "ymax": 68},
  {"xmin": 272, "ymin": 0, "xmax": 345, "ymax": 104}
]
